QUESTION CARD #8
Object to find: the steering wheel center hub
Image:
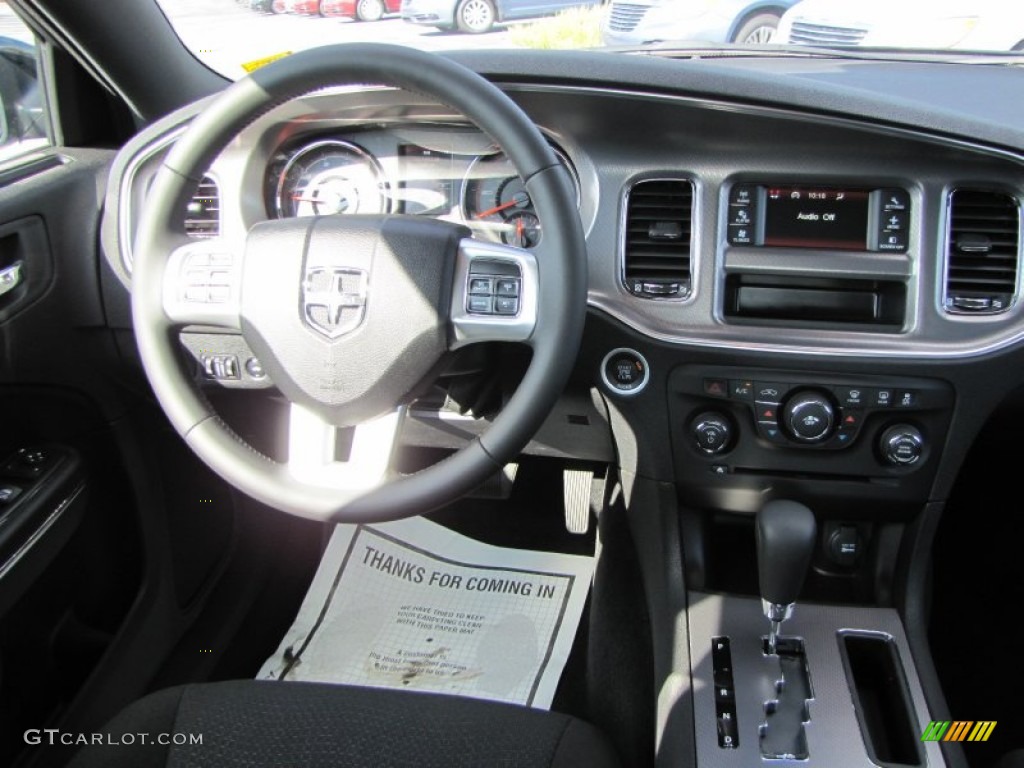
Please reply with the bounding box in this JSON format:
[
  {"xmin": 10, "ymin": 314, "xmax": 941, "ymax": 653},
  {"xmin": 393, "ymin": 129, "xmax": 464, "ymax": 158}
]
[{"xmin": 240, "ymin": 214, "xmax": 466, "ymax": 426}]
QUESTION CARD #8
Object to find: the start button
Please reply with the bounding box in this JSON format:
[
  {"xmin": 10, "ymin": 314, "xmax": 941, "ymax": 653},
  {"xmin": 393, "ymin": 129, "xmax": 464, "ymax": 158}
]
[{"xmin": 601, "ymin": 348, "xmax": 650, "ymax": 396}]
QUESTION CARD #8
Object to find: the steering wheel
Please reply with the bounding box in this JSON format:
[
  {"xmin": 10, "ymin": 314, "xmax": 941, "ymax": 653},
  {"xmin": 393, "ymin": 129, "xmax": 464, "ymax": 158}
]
[{"xmin": 131, "ymin": 44, "xmax": 587, "ymax": 523}]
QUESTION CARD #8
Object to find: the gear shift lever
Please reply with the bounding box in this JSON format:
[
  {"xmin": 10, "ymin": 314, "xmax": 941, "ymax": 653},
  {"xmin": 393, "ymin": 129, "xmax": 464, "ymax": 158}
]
[{"xmin": 756, "ymin": 500, "xmax": 816, "ymax": 654}]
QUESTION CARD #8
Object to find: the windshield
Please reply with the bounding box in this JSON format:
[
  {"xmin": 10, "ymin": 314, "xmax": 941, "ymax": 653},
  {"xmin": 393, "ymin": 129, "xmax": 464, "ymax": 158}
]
[{"xmin": 155, "ymin": 0, "xmax": 1024, "ymax": 80}]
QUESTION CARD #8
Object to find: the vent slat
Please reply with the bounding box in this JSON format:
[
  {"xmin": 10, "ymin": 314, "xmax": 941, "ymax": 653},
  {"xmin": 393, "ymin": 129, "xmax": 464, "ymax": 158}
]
[
  {"xmin": 185, "ymin": 175, "xmax": 220, "ymax": 238},
  {"xmin": 623, "ymin": 179, "xmax": 693, "ymax": 298},
  {"xmin": 945, "ymin": 189, "xmax": 1020, "ymax": 313}
]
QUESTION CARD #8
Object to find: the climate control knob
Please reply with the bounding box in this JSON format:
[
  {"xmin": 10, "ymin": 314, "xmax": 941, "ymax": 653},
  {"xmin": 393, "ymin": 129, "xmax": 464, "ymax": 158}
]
[
  {"xmin": 691, "ymin": 412, "xmax": 733, "ymax": 455},
  {"xmin": 879, "ymin": 424, "xmax": 924, "ymax": 466},
  {"xmin": 782, "ymin": 391, "xmax": 835, "ymax": 443}
]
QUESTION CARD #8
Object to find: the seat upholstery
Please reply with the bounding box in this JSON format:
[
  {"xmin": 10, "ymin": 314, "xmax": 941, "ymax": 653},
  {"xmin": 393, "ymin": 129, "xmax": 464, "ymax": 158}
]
[{"xmin": 68, "ymin": 680, "xmax": 621, "ymax": 768}]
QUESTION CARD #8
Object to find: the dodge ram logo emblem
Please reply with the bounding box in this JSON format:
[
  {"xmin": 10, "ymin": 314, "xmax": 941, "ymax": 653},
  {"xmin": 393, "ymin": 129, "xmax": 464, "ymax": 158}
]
[{"xmin": 302, "ymin": 267, "xmax": 368, "ymax": 339}]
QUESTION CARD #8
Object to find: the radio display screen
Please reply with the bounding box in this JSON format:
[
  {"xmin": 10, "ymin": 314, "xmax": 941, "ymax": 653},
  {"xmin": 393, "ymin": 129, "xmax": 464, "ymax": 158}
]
[{"xmin": 762, "ymin": 187, "xmax": 871, "ymax": 250}]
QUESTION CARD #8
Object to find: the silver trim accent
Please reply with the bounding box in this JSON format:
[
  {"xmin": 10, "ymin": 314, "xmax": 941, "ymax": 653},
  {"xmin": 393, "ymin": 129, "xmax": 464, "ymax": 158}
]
[
  {"xmin": 600, "ymin": 347, "xmax": 651, "ymax": 396},
  {"xmin": 458, "ymin": 141, "xmax": 581, "ymax": 245},
  {"xmin": 273, "ymin": 139, "xmax": 392, "ymax": 218},
  {"xmin": 940, "ymin": 187, "xmax": 1022, "ymax": 316},
  {"xmin": 618, "ymin": 176, "xmax": 697, "ymax": 303},
  {"xmin": 449, "ymin": 238, "xmax": 538, "ymax": 349},
  {"xmin": 500, "ymin": 83, "xmax": 1024, "ymax": 359},
  {"xmin": 0, "ymin": 261, "xmax": 23, "ymax": 297},
  {"xmin": 687, "ymin": 592, "xmax": 946, "ymax": 768},
  {"xmin": 119, "ymin": 125, "xmax": 188, "ymax": 274},
  {"xmin": 0, "ymin": 484, "xmax": 86, "ymax": 582},
  {"xmin": 287, "ymin": 405, "xmax": 404, "ymax": 491}
]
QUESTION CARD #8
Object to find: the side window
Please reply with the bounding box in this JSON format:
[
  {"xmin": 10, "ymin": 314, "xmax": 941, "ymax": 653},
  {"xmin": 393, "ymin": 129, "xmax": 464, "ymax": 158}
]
[{"xmin": 0, "ymin": 3, "xmax": 49, "ymax": 162}]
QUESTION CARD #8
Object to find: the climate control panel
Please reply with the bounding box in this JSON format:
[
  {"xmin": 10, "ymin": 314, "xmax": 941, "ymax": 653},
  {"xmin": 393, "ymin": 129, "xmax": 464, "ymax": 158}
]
[
  {"xmin": 669, "ymin": 365, "xmax": 955, "ymax": 510},
  {"xmin": 696, "ymin": 375, "xmax": 942, "ymax": 451}
]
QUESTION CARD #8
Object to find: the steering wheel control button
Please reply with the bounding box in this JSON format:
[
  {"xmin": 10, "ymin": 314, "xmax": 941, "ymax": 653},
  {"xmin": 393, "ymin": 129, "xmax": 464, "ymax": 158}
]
[
  {"xmin": 468, "ymin": 296, "xmax": 493, "ymax": 314},
  {"xmin": 179, "ymin": 252, "xmax": 237, "ymax": 304},
  {"xmin": 495, "ymin": 278, "xmax": 520, "ymax": 297},
  {"xmin": 494, "ymin": 297, "xmax": 519, "ymax": 315},
  {"xmin": 465, "ymin": 267, "xmax": 521, "ymax": 317},
  {"xmin": 601, "ymin": 348, "xmax": 650, "ymax": 396},
  {"xmin": 880, "ymin": 424, "xmax": 924, "ymax": 466},
  {"xmin": 692, "ymin": 412, "xmax": 733, "ymax": 455},
  {"xmin": 783, "ymin": 391, "xmax": 835, "ymax": 443},
  {"xmin": 469, "ymin": 277, "xmax": 492, "ymax": 295}
]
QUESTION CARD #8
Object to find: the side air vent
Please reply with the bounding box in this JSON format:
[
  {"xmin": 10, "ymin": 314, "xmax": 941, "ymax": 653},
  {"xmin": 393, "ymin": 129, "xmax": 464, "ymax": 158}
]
[
  {"xmin": 623, "ymin": 179, "xmax": 693, "ymax": 299},
  {"xmin": 184, "ymin": 175, "xmax": 220, "ymax": 238},
  {"xmin": 944, "ymin": 189, "xmax": 1020, "ymax": 314}
]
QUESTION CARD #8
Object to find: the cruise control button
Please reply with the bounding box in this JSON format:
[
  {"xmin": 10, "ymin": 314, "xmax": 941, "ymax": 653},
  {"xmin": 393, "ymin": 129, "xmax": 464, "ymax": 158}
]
[
  {"xmin": 468, "ymin": 296, "xmax": 492, "ymax": 314},
  {"xmin": 495, "ymin": 279, "xmax": 520, "ymax": 297},
  {"xmin": 494, "ymin": 297, "xmax": 519, "ymax": 315},
  {"xmin": 469, "ymin": 278, "xmax": 492, "ymax": 295}
]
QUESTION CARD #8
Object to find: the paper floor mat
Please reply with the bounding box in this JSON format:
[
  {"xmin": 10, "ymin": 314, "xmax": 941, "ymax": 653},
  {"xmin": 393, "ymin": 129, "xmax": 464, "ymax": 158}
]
[{"xmin": 258, "ymin": 516, "xmax": 594, "ymax": 709}]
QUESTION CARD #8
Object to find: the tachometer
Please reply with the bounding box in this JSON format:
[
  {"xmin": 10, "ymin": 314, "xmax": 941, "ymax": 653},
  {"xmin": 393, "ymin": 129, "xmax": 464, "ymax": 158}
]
[
  {"xmin": 460, "ymin": 145, "xmax": 578, "ymax": 247},
  {"xmin": 274, "ymin": 140, "xmax": 390, "ymax": 218}
]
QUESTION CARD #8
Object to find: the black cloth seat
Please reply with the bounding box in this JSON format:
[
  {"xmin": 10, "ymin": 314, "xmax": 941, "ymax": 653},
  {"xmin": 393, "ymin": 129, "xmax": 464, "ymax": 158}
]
[{"xmin": 69, "ymin": 680, "xmax": 621, "ymax": 767}]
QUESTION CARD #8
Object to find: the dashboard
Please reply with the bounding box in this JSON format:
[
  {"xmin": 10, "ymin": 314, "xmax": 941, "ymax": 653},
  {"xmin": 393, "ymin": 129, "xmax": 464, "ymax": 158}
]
[
  {"xmin": 90, "ymin": 49, "xmax": 1024, "ymax": 768},
  {"xmin": 100, "ymin": 53, "xmax": 1024, "ymax": 520}
]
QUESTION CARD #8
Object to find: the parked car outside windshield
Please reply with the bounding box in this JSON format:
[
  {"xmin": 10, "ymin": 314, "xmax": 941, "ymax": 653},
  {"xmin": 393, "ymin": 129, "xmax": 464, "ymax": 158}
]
[
  {"xmin": 778, "ymin": 0, "xmax": 1024, "ymax": 50},
  {"xmin": 602, "ymin": 0, "xmax": 799, "ymax": 48}
]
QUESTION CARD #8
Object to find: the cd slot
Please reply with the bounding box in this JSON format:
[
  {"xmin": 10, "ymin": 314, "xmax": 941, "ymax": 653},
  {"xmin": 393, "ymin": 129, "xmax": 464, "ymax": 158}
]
[{"xmin": 725, "ymin": 274, "xmax": 905, "ymax": 328}]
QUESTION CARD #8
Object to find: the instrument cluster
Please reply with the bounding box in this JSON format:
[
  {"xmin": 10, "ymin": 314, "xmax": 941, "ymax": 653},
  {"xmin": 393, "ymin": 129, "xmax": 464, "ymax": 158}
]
[{"xmin": 263, "ymin": 128, "xmax": 580, "ymax": 249}]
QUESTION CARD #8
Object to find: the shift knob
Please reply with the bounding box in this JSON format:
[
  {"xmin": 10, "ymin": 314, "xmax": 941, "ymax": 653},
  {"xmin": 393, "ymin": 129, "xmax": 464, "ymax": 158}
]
[{"xmin": 756, "ymin": 500, "xmax": 817, "ymax": 608}]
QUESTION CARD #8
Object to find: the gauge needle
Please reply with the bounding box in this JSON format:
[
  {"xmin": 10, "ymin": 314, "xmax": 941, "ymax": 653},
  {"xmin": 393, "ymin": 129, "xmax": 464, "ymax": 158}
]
[
  {"xmin": 474, "ymin": 199, "xmax": 520, "ymax": 219},
  {"xmin": 516, "ymin": 216, "xmax": 525, "ymax": 243},
  {"xmin": 292, "ymin": 195, "xmax": 321, "ymax": 202}
]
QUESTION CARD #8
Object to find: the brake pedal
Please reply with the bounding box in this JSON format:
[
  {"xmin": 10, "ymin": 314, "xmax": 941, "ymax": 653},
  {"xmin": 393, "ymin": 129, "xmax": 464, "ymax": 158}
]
[{"xmin": 563, "ymin": 468, "xmax": 593, "ymax": 534}]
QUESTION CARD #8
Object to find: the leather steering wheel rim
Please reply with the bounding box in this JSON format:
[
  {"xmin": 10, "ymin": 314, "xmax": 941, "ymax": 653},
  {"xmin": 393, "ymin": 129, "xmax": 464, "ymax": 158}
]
[{"xmin": 131, "ymin": 43, "xmax": 587, "ymax": 523}]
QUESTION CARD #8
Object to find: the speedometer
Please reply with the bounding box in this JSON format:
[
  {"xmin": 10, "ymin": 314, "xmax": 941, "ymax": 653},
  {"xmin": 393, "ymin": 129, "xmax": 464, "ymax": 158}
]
[
  {"xmin": 273, "ymin": 140, "xmax": 390, "ymax": 218},
  {"xmin": 460, "ymin": 145, "xmax": 579, "ymax": 248}
]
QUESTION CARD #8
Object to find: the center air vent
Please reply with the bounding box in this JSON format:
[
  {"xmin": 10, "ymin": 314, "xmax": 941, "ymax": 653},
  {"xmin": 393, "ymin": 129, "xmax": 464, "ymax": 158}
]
[
  {"xmin": 944, "ymin": 189, "xmax": 1020, "ymax": 314},
  {"xmin": 623, "ymin": 179, "xmax": 693, "ymax": 299},
  {"xmin": 184, "ymin": 175, "xmax": 220, "ymax": 238}
]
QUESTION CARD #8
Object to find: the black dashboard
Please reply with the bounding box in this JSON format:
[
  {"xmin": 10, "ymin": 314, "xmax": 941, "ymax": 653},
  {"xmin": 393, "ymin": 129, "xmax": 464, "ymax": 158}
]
[{"xmin": 100, "ymin": 50, "xmax": 1024, "ymax": 532}]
